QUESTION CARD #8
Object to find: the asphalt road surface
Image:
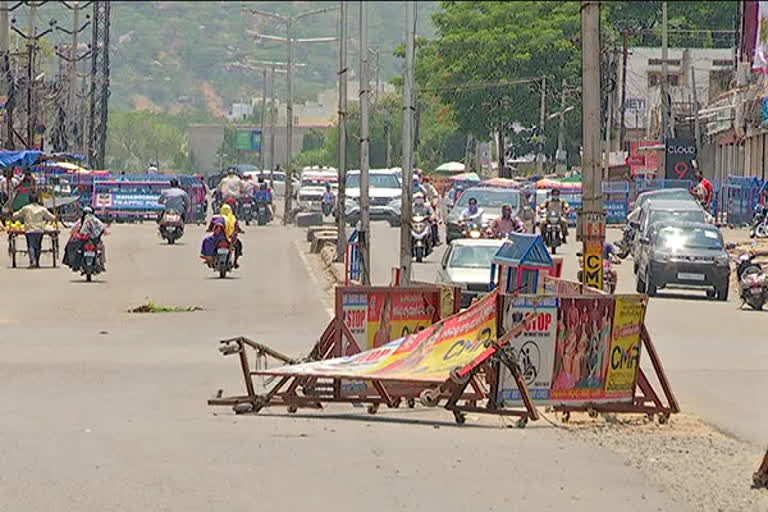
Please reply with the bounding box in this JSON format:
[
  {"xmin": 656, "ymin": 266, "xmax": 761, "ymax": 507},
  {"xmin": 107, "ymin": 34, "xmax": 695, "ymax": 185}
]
[
  {"xmin": 0, "ymin": 222, "xmax": 685, "ymax": 511},
  {"xmin": 367, "ymin": 220, "xmax": 768, "ymax": 448}
]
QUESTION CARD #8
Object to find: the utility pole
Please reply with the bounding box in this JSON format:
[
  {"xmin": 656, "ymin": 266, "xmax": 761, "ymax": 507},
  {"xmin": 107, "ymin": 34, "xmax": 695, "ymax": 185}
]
[
  {"xmin": 269, "ymin": 65, "xmax": 276, "ymax": 178},
  {"xmin": 556, "ymin": 78, "xmax": 567, "ymax": 172},
  {"xmin": 1, "ymin": 0, "xmax": 10, "ymax": 147},
  {"xmin": 661, "ymin": 1, "xmax": 669, "ymax": 141},
  {"xmin": 336, "ymin": 0, "xmax": 347, "ymax": 263},
  {"xmin": 536, "ymin": 76, "xmax": 546, "ymax": 173},
  {"xmin": 690, "ymin": 64, "xmax": 701, "ymax": 151},
  {"xmin": 259, "ymin": 67, "xmax": 266, "ymax": 171},
  {"xmin": 399, "ymin": 0, "xmax": 415, "ymax": 285},
  {"xmin": 358, "ymin": 0, "xmax": 371, "ymax": 285},
  {"xmin": 619, "ymin": 29, "xmax": 629, "ymax": 150},
  {"xmin": 247, "ymin": 6, "xmax": 339, "ymax": 225},
  {"xmin": 604, "ymin": 53, "xmax": 613, "ymax": 179},
  {"xmin": 580, "ymin": 1, "xmax": 604, "ymax": 290}
]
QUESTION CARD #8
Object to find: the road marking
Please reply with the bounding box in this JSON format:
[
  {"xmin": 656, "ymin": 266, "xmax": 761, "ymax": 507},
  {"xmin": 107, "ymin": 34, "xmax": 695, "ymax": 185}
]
[{"xmin": 294, "ymin": 240, "xmax": 335, "ymax": 319}]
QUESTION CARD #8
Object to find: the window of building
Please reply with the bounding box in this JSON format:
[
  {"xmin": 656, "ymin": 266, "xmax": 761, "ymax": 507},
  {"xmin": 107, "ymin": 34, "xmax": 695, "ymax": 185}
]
[{"xmin": 648, "ymin": 72, "xmax": 680, "ymax": 87}]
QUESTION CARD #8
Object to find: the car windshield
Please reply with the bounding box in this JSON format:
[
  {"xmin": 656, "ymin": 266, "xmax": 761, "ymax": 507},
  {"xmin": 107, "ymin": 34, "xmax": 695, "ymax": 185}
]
[
  {"xmin": 639, "ymin": 190, "xmax": 692, "ymax": 207},
  {"xmin": 301, "ymin": 179, "xmax": 334, "ymax": 188},
  {"xmin": 655, "ymin": 226, "xmax": 723, "ymax": 250},
  {"xmin": 449, "ymin": 245, "xmax": 499, "ymax": 268},
  {"xmin": 455, "ymin": 189, "xmax": 520, "ymax": 208},
  {"xmin": 346, "ymin": 173, "xmax": 400, "ymax": 189},
  {"xmin": 649, "ymin": 209, "xmax": 706, "ymax": 226}
]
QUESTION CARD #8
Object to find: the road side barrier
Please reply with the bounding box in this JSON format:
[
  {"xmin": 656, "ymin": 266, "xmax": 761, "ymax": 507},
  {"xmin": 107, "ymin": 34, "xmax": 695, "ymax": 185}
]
[
  {"xmin": 209, "ymin": 288, "xmax": 541, "ymax": 426},
  {"xmin": 754, "ymin": 447, "xmax": 768, "ymax": 488},
  {"xmin": 344, "ymin": 229, "xmax": 360, "ymax": 285},
  {"xmin": 726, "ymin": 175, "xmax": 763, "ymax": 227},
  {"xmin": 496, "ymin": 283, "xmax": 679, "ymax": 424}
]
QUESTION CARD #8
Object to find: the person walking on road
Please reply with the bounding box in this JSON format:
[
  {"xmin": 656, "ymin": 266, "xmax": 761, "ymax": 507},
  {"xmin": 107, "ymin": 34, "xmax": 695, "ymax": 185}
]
[{"xmin": 13, "ymin": 193, "xmax": 55, "ymax": 268}]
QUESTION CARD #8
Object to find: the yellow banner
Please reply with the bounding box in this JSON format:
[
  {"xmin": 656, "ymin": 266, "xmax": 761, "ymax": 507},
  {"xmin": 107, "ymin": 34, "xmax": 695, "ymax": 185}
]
[{"xmin": 605, "ymin": 295, "xmax": 647, "ymax": 396}]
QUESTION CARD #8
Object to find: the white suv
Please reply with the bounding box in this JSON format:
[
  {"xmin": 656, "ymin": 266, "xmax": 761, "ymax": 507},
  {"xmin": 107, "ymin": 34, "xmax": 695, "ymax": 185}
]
[{"xmin": 344, "ymin": 169, "xmax": 402, "ymax": 227}]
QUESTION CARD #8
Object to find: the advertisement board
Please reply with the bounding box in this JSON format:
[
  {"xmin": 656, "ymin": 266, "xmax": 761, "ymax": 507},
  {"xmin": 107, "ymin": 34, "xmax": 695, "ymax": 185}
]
[
  {"xmin": 94, "ymin": 192, "xmax": 162, "ymax": 211},
  {"xmin": 582, "ymin": 239, "xmax": 603, "ymax": 290},
  {"xmin": 498, "ymin": 296, "xmax": 559, "ymax": 402},
  {"xmin": 605, "ymin": 199, "xmax": 628, "ymax": 224},
  {"xmin": 235, "ymin": 128, "xmax": 262, "ymax": 151},
  {"xmin": 498, "ymin": 294, "xmax": 646, "ymax": 406},
  {"xmin": 260, "ymin": 291, "xmax": 498, "ymax": 384},
  {"xmin": 664, "ymin": 137, "xmax": 697, "ymax": 181}
]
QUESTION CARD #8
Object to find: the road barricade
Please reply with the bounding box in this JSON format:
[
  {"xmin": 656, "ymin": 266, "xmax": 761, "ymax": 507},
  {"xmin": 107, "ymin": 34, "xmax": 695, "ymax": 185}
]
[
  {"xmin": 755, "ymin": 447, "xmax": 768, "ymax": 488},
  {"xmin": 496, "ymin": 280, "xmax": 679, "ymax": 424},
  {"xmin": 209, "ymin": 287, "xmax": 541, "ymax": 425}
]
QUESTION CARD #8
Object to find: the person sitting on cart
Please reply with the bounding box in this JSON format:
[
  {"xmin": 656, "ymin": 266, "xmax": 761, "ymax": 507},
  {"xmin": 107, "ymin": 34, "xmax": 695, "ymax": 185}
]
[
  {"xmin": 64, "ymin": 206, "xmax": 107, "ymax": 270},
  {"xmin": 13, "ymin": 193, "xmax": 55, "ymax": 268}
]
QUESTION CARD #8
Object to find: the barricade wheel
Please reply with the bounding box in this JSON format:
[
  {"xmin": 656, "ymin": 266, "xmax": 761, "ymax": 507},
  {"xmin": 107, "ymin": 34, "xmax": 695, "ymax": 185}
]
[
  {"xmin": 233, "ymin": 402, "xmax": 254, "ymax": 415},
  {"xmin": 453, "ymin": 411, "xmax": 466, "ymax": 425},
  {"xmin": 754, "ymin": 472, "xmax": 768, "ymax": 488},
  {"xmin": 419, "ymin": 389, "xmax": 439, "ymax": 407},
  {"xmin": 658, "ymin": 413, "xmax": 670, "ymax": 425},
  {"xmin": 647, "ymin": 413, "xmax": 655, "ymax": 422},
  {"xmin": 407, "ymin": 398, "xmax": 416, "ymax": 409},
  {"xmin": 561, "ymin": 411, "xmax": 571, "ymax": 423},
  {"xmin": 588, "ymin": 409, "xmax": 598, "ymax": 418},
  {"xmin": 287, "ymin": 405, "xmax": 298, "ymax": 414},
  {"xmin": 389, "ymin": 398, "xmax": 402, "ymax": 408},
  {"xmin": 516, "ymin": 418, "xmax": 528, "ymax": 429},
  {"xmin": 367, "ymin": 404, "xmax": 379, "ymax": 415}
]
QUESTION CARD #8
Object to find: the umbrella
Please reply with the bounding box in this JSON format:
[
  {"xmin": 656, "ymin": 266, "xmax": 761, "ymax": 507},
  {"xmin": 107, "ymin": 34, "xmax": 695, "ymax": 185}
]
[
  {"xmin": 435, "ymin": 161, "xmax": 465, "ymax": 173},
  {"xmin": 449, "ymin": 172, "xmax": 480, "ymax": 182},
  {"xmin": 479, "ymin": 177, "xmax": 521, "ymax": 188},
  {"xmin": 535, "ymin": 178, "xmax": 582, "ymax": 190}
]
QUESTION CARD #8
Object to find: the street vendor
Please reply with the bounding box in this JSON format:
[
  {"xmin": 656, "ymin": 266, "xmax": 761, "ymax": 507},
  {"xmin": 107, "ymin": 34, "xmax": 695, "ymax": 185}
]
[
  {"xmin": 12, "ymin": 193, "xmax": 56, "ymax": 268},
  {"xmin": 12, "ymin": 169, "xmax": 37, "ymax": 211},
  {"xmin": 0, "ymin": 168, "xmax": 19, "ymax": 209}
]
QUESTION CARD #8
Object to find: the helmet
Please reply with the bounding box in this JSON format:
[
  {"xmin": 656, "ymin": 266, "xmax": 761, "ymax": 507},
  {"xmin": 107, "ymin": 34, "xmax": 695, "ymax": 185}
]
[
  {"xmin": 83, "ymin": 206, "xmax": 94, "ymax": 215},
  {"xmin": 170, "ymin": 178, "xmax": 179, "ymax": 188},
  {"xmin": 413, "ymin": 192, "xmax": 424, "ymax": 200}
]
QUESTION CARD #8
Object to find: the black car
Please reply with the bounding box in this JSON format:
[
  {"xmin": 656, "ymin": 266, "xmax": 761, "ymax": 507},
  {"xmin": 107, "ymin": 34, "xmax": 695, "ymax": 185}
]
[{"xmin": 635, "ymin": 221, "xmax": 730, "ymax": 300}]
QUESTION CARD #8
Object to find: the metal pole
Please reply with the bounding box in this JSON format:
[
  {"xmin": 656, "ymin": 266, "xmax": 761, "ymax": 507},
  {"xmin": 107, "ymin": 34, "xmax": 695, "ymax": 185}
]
[
  {"xmin": 336, "ymin": 0, "xmax": 348, "ymax": 262},
  {"xmin": 556, "ymin": 78, "xmax": 566, "ymax": 171},
  {"xmin": 661, "ymin": 1, "xmax": 669, "ymax": 141},
  {"xmin": 536, "ymin": 76, "xmax": 546, "ymax": 173},
  {"xmin": 690, "ymin": 64, "xmax": 701, "ymax": 152},
  {"xmin": 1, "ymin": 0, "xmax": 8, "ymax": 148},
  {"xmin": 385, "ymin": 114, "xmax": 392, "ymax": 167},
  {"xmin": 581, "ymin": 0, "xmax": 603, "ymax": 287},
  {"xmin": 26, "ymin": 1, "xmax": 36, "ymax": 147},
  {"xmin": 604, "ymin": 61, "xmax": 613, "ymax": 179},
  {"xmin": 619, "ymin": 30, "xmax": 628, "ymax": 151},
  {"xmin": 260, "ymin": 67, "xmax": 266, "ymax": 171},
  {"xmin": 283, "ymin": 19, "xmax": 294, "ymax": 225},
  {"xmin": 269, "ymin": 65, "xmax": 276, "ymax": 175},
  {"xmin": 399, "ymin": 0, "xmax": 415, "ymax": 285},
  {"xmin": 358, "ymin": 0, "xmax": 371, "ymax": 285},
  {"xmin": 69, "ymin": 1, "xmax": 79, "ymax": 140}
]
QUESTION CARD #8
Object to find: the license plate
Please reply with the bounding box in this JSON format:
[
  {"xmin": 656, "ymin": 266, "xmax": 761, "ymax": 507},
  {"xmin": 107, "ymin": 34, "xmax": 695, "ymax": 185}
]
[
  {"xmin": 84, "ymin": 251, "xmax": 95, "ymax": 257},
  {"xmin": 750, "ymin": 287, "xmax": 762, "ymax": 295},
  {"xmin": 165, "ymin": 226, "xmax": 175, "ymax": 231},
  {"xmin": 217, "ymin": 248, "xmax": 229, "ymax": 255},
  {"xmin": 678, "ymin": 272, "xmax": 705, "ymax": 281}
]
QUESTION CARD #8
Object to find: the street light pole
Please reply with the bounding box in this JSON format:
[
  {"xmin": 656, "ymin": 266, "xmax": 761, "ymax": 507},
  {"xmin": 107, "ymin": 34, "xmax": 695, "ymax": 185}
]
[
  {"xmin": 336, "ymin": 0, "xmax": 348, "ymax": 263},
  {"xmin": 358, "ymin": 0, "xmax": 371, "ymax": 285},
  {"xmin": 536, "ymin": 76, "xmax": 546, "ymax": 173},
  {"xmin": 399, "ymin": 0, "xmax": 415, "ymax": 285}
]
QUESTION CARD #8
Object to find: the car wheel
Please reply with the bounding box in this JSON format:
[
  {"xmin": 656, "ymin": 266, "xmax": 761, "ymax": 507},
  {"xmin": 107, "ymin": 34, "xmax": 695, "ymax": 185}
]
[
  {"xmin": 645, "ymin": 269, "xmax": 657, "ymax": 297},
  {"xmin": 717, "ymin": 283, "xmax": 729, "ymax": 302},
  {"xmin": 706, "ymin": 288, "xmax": 716, "ymax": 298}
]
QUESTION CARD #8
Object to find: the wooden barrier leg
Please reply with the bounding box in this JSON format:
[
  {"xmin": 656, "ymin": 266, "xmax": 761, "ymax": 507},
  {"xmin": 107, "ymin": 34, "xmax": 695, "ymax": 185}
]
[
  {"xmin": 635, "ymin": 369, "xmax": 665, "ymax": 409},
  {"xmin": 237, "ymin": 339, "xmax": 257, "ymax": 400},
  {"xmin": 754, "ymin": 447, "xmax": 768, "ymax": 488},
  {"xmin": 641, "ymin": 326, "xmax": 680, "ymax": 413},
  {"xmin": 498, "ymin": 350, "xmax": 539, "ymax": 422}
]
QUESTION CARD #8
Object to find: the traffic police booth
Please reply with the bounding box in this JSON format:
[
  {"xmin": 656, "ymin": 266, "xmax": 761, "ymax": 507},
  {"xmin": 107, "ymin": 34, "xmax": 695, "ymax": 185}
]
[{"xmin": 490, "ymin": 233, "xmax": 561, "ymax": 293}]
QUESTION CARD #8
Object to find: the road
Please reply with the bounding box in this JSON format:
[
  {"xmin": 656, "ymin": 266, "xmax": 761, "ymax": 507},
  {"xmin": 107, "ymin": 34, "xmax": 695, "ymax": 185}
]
[
  {"xmin": 0, "ymin": 222, "xmax": 685, "ymax": 511},
  {"xmin": 366, "ymin": 221, "xmax": 768, "ymax": 448}
]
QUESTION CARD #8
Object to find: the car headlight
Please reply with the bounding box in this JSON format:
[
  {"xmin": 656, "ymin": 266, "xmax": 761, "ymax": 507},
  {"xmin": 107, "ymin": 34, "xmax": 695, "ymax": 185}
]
[
  {"xmin": 387, "ymin": 198, "xmax": 401, "ymax": 210},
  {"xmin": 652, "ymin": 251, "xmax": 669, "ymax": 263},
  {"xmin": 715, "ymin": 254, "xmax": 730, "ymax": 266}
]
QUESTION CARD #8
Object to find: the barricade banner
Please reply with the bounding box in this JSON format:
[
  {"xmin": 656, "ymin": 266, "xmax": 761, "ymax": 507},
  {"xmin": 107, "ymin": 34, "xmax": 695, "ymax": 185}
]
[
  {"xmin": 338, "ymin": 287, "xmax": 441, "ymax": 353},
  {"xmin": 94, "ymin": 192, "xmax": 162, "ymax": 211},
  {"xmin": 258, "ymin": 291, "xmax": 498, "ymax": 384},
  {"xmin": 498, "ymin": 294, "xmax": 647, "ymax": 406}
]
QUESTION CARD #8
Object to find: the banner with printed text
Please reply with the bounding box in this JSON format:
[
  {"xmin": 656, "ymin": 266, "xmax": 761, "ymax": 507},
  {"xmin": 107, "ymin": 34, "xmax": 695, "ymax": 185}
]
[
  {"xmin": 499, "ymin": 294, "xmax": 646, "ymax": 406},
  {"xmin": 257, "ymin": 291, "xmax": 498, "ymax": 384}
]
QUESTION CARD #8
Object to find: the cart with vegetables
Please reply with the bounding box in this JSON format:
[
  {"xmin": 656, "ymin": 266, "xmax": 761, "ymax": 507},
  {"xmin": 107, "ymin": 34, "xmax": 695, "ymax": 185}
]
[{"xmin": 5, "ymin": 220, "xmax": 60, "ymax": 268}]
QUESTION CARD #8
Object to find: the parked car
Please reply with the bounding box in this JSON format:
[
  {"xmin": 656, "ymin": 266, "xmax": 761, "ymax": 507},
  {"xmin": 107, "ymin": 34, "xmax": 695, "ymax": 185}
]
[
  {"xmin": 445, "ymin": 186, "xmax": 532, "ymax": 243},
  {"xmin": 344, "ymin": 169, "xmax": 402, "ymax": 227},
  {"xmin": 631, "ymin": 198, "xmax": 714, "ymax": 268},
  {"xmin": 629, "ymin": 188, "xmax": 695, "ymax": 215},
  {"xmin": 437, "ymin": 239, "xmax": 504, "ymax": 308},
  {"xmin": 634, "ymin": 221, "xmax": 730, "ymax": 300}
]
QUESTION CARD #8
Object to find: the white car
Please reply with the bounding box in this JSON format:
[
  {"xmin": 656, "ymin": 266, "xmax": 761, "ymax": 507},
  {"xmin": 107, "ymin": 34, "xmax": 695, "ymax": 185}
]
[
  {"xmin": 296, "ymin": 170, "xmax": 338, "ymax": 213},
  {"xmin": 437, "ymin": 238, "xmax": 504, "ymax": 308},
  {"xmin": 344, "ymin": 169, "xmax": 402, "ymax": 227}
]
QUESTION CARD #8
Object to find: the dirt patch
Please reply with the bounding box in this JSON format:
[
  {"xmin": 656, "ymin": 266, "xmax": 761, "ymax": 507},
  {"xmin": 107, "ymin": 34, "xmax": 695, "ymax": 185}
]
[
  {"xmin": 128, "ymin": 301, "xmax": 203, "ymax": 313},
  {"xmin": 557, "ymin": 412, "xmax": 768, "ymax": 512},
  {"xmin": 132, "ymin": 94, "xmax": 163, "ymax": 113},
  {"xmin": 202, "ymin": 82, "xmax": 227, "ymax": 118}
]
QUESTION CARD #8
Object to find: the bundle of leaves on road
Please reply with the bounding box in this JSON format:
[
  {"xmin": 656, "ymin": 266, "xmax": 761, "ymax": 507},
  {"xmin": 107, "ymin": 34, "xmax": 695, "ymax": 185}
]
[{"xmin": 128, "ymin": 301, "xmax": 203, "ymax": 313}]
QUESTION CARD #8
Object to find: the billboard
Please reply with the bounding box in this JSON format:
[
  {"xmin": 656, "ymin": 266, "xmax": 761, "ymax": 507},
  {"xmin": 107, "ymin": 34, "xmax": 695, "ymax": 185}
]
[
  {"xmin": 235, "ymin": 128, "xmax": 262, "ymax": 151},
  {"xmin": 664, "ymin": 137, "xmax": 697, "ymax": 180}
]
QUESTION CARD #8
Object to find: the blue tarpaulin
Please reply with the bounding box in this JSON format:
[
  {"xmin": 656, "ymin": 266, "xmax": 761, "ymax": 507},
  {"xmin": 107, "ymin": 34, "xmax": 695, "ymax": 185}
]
[{"xmin": 0, "ymin": 150, "xmax": 42, "ymax": 169}]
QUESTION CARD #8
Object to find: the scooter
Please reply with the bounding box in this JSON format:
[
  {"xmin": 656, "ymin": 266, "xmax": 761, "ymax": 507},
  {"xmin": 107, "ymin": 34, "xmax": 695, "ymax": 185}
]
[
  {"xmin": 736, "ymin": 253, "xmax": 768, "ymax": 310},
  {"xmin": 255, "ymin": 200, "xmax": 271, "ymax": 225},
  {"xmin": 543, "ymin": 210, "xmax": 563, "ymax": 254},
  {"xmin": 750, "ymin": 204, "xmax": 768, "ymax": 238},
  {"xmin": 616, "ymin": 222, "xmax": 637, "ymax": 259},
  {"xmin": 79, "ymin": 237, "xmax": 104, "ymax": 282},
  {"xmin": 213, "ymin": 237, "xmax": 235, "ymax": 279},
  {"xmin": 159, "ymin": 209, "xmax": 184, "ymax": 244},
  {"xmin": 241, "ymin": 199, "xmax": 254, "ymax": 226},
  {"xmin": 411, "ymin": 214, "xmax": 433, "ymax": 263},
  {"xmin": 460, "ymin": 218, "xmax": 484, "ymax": 240}
]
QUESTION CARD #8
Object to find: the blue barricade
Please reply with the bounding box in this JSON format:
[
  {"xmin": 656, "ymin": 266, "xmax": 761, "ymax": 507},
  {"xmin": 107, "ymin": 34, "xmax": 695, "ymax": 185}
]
[{"xmin": 726, "ymin": 176, "xmax": 763, "ymax": 226}]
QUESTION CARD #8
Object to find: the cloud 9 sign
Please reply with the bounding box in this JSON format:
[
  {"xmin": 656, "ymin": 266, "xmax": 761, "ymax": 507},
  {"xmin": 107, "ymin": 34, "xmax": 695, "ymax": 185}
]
[{"xmin": 664, "ymin": 137, "xmax": 697, "ymax": 181}]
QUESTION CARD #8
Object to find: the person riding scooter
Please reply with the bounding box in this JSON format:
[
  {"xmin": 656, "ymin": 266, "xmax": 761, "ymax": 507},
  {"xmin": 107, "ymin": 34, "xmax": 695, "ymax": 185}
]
[
  {"xmin": 539, "ymin": 188, "xmax": 569, "ymax": 244},
  {"xmin": 321, "ymin": 183, "xmax": 335, "ymax": 216},
  {"xmin": 158, "ymin": 178, "xmax": 190, "ymax": 222},
  {"xmin": 412, "ymin": 192, "xmax": 439, "ymax": 246},
  {"xmin": 253, "ymin": 177, "xmax": 274, "ymax": 220},
  {"xmin": 488, "ymin": 204, "xmax": 525, "ymax": 238}
]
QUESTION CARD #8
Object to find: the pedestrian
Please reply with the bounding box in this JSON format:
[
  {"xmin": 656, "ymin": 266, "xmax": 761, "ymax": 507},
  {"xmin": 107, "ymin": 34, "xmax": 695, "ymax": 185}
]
[
  {"xmin": 12, "ymin": 168, "xmax": 36, "ymax": 211},
  {"xmin": 13, "ymin": 193, "xmax": 56, "ymax": 268}
]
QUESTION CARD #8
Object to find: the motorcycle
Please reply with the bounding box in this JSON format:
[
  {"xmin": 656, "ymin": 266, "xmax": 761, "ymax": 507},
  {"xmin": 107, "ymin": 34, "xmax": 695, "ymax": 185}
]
[
  {"xmin": 460, "ymin": 218, "xmax": 485, "ymax": 239},
  {"xmin": 616, "ymin": 222, "xmax": 637, "ymax": 259},
  {"xmin": 750, "ymin": 204, "xmax": 768, "ymax": 238},
  {"xmin": 255, "ymin": 200, "xmax": 271, "ymax": 225},
  {"xmin": 210, "ymin": 228, "xmax": 236, "ymax": 279},
  {"xmin": 79, "ymin": 237, "xmax": 104, "ymax": 282},
  {"xmin": 159, "ymin": 209, "xmax": 184, "ymax": 244},
  {"xmin": 321, "ymin": 193, "xmax": 334, "ymax": 217},
  {"xmin": 411, "ymin": 214, "xmax": 433, "ymax": 263},
  {"xmin": 542, "ymin": 210, "xmax": 563, "ymax": 254},
  {"xmin": 241, "ymin": 199, "xmax": 254, "ymax": 226},
  {"xmin": 736, "ymin": 253, "xmax": 768, "ymax": 310}
]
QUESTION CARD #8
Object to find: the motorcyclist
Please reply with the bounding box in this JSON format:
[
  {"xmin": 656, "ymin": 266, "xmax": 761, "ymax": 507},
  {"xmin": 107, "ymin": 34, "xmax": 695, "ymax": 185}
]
[
  {"xmin": 539, "ymin": 188, "xmax": 569, "ymax": 244},
  {"xmin": 322, "ymin": 183, "xmax": 334, "ymax": 204},
  {"xmin": 253, "ymin": 177, "xmax": 274, "ymax": 219},
  {"xmin": 242, "ymin": 174, "xmax": 257, "ymax": 199},
  {"xmin": 218, "ymin": 168, "xmax": 244, "ymax": 213},
  {"xmin": 459, "ymin": 197, "xmax": 484, "ymax": 227},
  {"xmin": 489, "ymin": 204, "xmax": 525, "ymax": 238},
  {"xmin": 148, "ymin": 162, "xmax": 159, "ymax": 173},
  {"xmin": 412, "ymin": 192, "xmax": 439, "ymax": 245},
  {"xmin": 412, "ymin": 174, "xmax": 427, "ymax": 196},
  {"xmin": 64, "ymin": 206, "xmax": 107, "ymax": 270},
  {"xmin": 157, "ymin": 178, "xmax": 190, "ymax": 223}
]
